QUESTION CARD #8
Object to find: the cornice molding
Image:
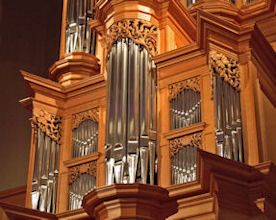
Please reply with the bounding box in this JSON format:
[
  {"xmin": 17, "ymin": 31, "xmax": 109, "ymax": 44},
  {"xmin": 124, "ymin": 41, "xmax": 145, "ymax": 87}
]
[{"xmin": 251, "ymin": 24, "xmax": 276, "ymax": 107}]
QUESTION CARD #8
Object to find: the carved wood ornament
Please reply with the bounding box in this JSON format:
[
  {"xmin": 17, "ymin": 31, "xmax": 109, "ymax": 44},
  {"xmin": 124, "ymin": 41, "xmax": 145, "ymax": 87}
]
[
  {"xmin": 68, "ymin": 161, "xmax": 97, "ymax": 184},
  {"xmin": 169, "ymin": 133, "xmax": 202, "ymax": 157},
  {"xmin": 72, "ymin": 108, "xmax": 99, "ymax": 129},
  {"xmin": 32, "ymin": 110, "xmax": 62, "ymax": 144},
  {"xmin": 106, "ymin": 19, "xmax": 158, "ymax": 56},
  {"xmin": 209, "ymin": 51, "xmax": 240, "ymax": 97},
  {"xmin": 168, "ymin": 76, "xmax": 200, "ymax": 101}
]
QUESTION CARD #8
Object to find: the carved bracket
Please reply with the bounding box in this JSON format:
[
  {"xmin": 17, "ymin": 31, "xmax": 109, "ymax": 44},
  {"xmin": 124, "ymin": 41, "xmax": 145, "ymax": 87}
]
[
  {"xmin": 106, "ymin": 19, "xmax": 158, "ymax": 56},
  {"xmin": 32, "ymin": 110, "xmax": 62, "ymax": 144},
  {"xmin": 72, "ymin": 108, "xmax": 99, "ymax": 129},
  {"xmin": 168, "ymin": 76, "xmax": 200, "ymax": 100},
  {"xmin": 209, "ymin": 51, "xmax": 240, "ymax": 96},
  {"xmin": 68, "ymin": 161, "xmax": 97, "ymax": 184},
  {"xmin": 169, "ymin": 133, "xmax": 202, "ymax": 157}
]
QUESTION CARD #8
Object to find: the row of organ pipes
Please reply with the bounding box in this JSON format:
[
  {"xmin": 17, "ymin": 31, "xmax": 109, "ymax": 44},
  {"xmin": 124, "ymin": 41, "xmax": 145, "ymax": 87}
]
[
  {"xmin": 72, "ymin": 119, "xmax": 98, "ymax": 158},
  {"xmin": 32, "ymin": 128, "xmax": 60, "ymax": 213},
  {"xmin": 171, "ymin": 145, "xmax": 197, "ymax": 185},
  {"xmin": 105, "ymin": 38, "xmax": 157, "ymax": 185},
  {"xmin": 69, "ymin": 174, "xmax": 96, "ymax": 210},
  {"xmin": 213, "ymin": 74, "xmax": 244, "ymax": 162},
  {"xmin": 65, "ymin": 0, "xmax": 97, "ymax": 54},
  {"xmin": 170, "ymin": 89, "xmax": 201, "ymax": 129}
]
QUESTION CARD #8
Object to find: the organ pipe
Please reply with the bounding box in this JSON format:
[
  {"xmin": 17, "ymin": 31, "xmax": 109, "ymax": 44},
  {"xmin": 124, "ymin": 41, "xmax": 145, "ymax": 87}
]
[{"xmin": 105, "ymin": 38, "xmax": 157, "ymax": 185}]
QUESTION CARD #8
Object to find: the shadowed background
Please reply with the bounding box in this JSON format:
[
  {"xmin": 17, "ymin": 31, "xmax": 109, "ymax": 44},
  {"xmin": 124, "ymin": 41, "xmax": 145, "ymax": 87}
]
[{"xmin": 0, "ymin": 0, "xmax": 62, "ymax": 191}]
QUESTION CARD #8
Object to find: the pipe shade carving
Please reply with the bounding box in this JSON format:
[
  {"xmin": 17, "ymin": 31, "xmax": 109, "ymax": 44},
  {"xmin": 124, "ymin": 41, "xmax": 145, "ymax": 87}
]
[
  {"xmin": 72, "ymin": 108, "xmax": 99, "ymax": 129},
  {"xmin": 32, "ymin": 110, "xmax": 62, "ymax": 144},
  {"xmin": 106, "ymin": 19, "xmax": 158, "ymax": 56},
  {"xmin": 209, "ymin": 50, "xmax": 240, "ymax": 92}
]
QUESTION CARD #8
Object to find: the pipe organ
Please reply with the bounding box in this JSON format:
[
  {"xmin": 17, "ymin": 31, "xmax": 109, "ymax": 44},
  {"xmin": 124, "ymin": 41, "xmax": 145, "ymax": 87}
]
[
  {"xmin": 210, "ymin": 51, "xmax": 244, "ymax": 162},
  {"xmin": 65, "ymin": 0, "xmax": 97, "ymax": 54},
  {"xmin": 7, "ymin": 0, "xmax": 275, "ymax": 219},
  {"xmin": 31, "ymin": 110, "xmax": 62, "ymax": 213}
]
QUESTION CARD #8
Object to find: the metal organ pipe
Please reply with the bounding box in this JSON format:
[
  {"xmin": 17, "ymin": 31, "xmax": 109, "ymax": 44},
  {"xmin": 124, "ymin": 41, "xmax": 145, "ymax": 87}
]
[{"xmin": 105, "ymin": 38, "xmax": 157, "ymax": 185}]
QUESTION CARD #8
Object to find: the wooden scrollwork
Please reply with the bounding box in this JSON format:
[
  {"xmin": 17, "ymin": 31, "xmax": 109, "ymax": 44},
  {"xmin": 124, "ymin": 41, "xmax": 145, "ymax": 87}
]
[
  {"xmin": 68, "ymin": 161, "xmax": 97, "ymax": 184},
  {"xmin": 32, "ymin": 110, "xmax": 62, "ymax": 144},
  {"xmin": 168, "ymin": 76, "xmax": 200, "ymax": 100},
  {"xmin": 72, "ymin": 108, "xmax": 99, "ymax": 129},
  {"xmin": 209, "ymin": 50, "xmax": 240, "ymax": 93},
  {"xmin": 169, "ymin": 133, "xmax": 202, "ymax": 157},
  {"xmin": 106, "ymin": 19, "xmax": 158, "ymax": 56}
]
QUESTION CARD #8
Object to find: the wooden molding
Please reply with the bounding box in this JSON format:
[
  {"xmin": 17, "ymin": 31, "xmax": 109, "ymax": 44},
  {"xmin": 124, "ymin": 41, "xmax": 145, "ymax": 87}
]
[
  {"xmin": 64, "ymin": 152, "xmax": 100, "ymax": 168},
  {"xmin": 163, "ymin": 122, "xmax": 206, "ymax": 140},
  {"xmin": 82, "ymin": 183, "xmax": 178, "ymax": 219},
  {"xmin": 251, "ymin": 24, "xmax": 276, "ymax": 107},
  {"xmin": 49, "ymin": 52, "xmax": 100, "ymax": 86},
  {"xmin": 0, "ymin": 186, "xmax": 26, "ymax": 207}
]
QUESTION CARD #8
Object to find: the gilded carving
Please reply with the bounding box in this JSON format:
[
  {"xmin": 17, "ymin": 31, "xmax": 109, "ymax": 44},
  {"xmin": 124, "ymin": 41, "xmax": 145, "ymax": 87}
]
[
  {"xmin": 209, "ymin": 50, "xmax": 240, "ymax": 92},
  {"xmin": 32, "ymin": 110, "xmax": 62, "ymax": 144},
  {"xmin": 106, "ymin": 19, "xmax": 158, "ymax": 56},
  {"xmin": 72, "ymin": 108, "xmax": 99, "ymax": 129},
  {"xmin": 169, "ymin": 133, "xmax": 202, "ymax": 157},
  {"xmin": 68, "ymin": 161, "xmax": 97, "ymax": 184},
  {"xmin": 168, "ymin": 77, "xmax": 200, "ymax": 100}
]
